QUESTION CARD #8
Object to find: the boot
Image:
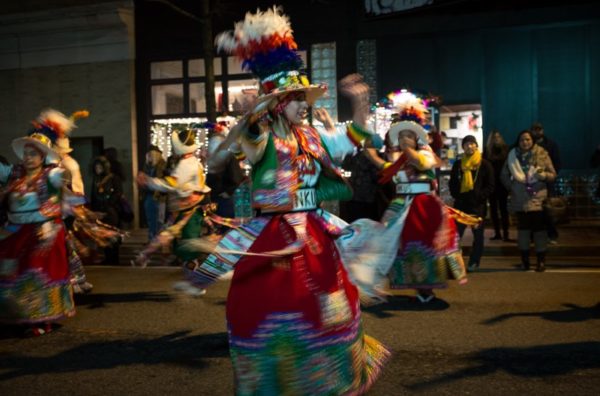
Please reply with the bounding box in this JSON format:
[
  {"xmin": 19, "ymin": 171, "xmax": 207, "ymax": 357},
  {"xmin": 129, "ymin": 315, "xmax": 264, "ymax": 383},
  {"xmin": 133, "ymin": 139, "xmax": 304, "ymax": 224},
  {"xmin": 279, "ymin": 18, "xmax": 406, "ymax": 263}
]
[
  {"xmin": 490, "ymin": 229, "xmax": 502, "ymax": 241},
  {"xmin": 503, "ymin": 230, "xmax": 515, "ymax": 242},
  {"xmin": 520, "ymin": 251, "xmax": 530, "ymax": 271},
  {"xmin": 536, "ymin": 252, "xmax": 546, "ymax": 272}
]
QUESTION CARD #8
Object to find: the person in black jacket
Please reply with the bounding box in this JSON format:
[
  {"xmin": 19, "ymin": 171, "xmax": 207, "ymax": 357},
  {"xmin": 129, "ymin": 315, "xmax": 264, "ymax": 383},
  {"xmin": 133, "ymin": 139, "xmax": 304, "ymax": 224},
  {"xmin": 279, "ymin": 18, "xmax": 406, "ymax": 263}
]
[
  {"xmin": 91, "ymin": 155, "xmax": 122, "ymax": 264},
  {"xmin": 450, "ymin": 135, "xmax": 495, "ymax": 271},
  {"xmin": 484, "ymin": 130, "xmax": 512, "ymax": 241}
]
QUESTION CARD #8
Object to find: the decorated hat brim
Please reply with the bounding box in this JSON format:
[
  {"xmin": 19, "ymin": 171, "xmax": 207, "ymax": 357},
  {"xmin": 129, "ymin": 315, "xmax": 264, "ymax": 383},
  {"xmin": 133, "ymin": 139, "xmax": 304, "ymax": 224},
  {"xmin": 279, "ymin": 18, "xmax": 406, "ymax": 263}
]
[
  {"xmin": 253, "ymin": 84, "xmax": 327, "ymax": 113},
  {"xmin": 388, "ymin": 121, "xmax": 428, "ymax": 146},
  {"xmin": 12, "ymin": 137, "xmax": 60, "ymax": 163}
]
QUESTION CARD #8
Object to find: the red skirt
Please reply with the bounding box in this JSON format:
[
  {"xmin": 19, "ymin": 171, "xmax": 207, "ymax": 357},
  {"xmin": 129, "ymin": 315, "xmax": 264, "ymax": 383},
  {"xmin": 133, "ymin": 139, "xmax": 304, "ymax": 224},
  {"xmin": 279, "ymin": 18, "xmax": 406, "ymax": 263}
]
[
  {"xmin": 225, "ymin": 212, "xmax": 389, "ymax": 395},
  {"xmin": 0, "ymin": 219, "xmax": 75, "ymax": 324},
  {"xmin": 387, "ymin": 194, "xmax": 466, "ymax": 289}
]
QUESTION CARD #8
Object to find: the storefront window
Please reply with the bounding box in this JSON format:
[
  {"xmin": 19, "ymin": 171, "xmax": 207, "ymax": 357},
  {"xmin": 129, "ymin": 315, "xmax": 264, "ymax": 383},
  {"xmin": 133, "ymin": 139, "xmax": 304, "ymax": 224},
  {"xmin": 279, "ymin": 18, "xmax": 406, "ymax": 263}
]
[
  {"xmin": 189, "ymin": 58, "xmax": 223, "ymax": 77},
  {"xmin": 227, "ymin": 79, "xmax": 258, "ymax": 113},
  {"xmin": 227, "ymin": 56, "xmax": 245, "ymax": 75},
  {"xmin": 151, "ymin": 84, "xmax": 183, "ymax": 115},
  {"xmin": 151, "ymin": 61, "xmax": 182, "ymax": 79},
  {"xmin": 189, "ymin": 82, "xmax": 224, "ymax": 113}
]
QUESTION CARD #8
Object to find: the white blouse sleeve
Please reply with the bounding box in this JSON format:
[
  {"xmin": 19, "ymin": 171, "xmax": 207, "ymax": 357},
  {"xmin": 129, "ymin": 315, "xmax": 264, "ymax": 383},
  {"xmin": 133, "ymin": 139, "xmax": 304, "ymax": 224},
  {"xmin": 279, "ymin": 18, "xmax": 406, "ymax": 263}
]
[{"xmin": 316, "ymin": 124, "xmax": 356, "ymax": 164}]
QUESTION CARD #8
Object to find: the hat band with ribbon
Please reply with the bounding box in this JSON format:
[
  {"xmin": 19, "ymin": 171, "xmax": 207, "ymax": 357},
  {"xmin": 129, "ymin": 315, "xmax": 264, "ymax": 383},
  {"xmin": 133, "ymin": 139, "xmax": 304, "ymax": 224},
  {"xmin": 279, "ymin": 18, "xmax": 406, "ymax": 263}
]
[
  {"xmin": 260, "ymin": 70, "xmax": 311, "ymax": 95},
  {"xmin": 28, "ymin": 132, "xmax": 54, "ymax": 149}
]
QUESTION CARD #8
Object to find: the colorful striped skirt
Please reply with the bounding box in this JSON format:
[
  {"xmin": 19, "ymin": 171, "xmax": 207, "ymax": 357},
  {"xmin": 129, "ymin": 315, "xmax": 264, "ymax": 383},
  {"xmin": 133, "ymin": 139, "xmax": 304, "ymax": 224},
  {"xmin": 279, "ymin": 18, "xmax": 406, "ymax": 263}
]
[
  {"xmin": 196, "ymin": 211, "xmax": 390, "ymax": 395},
  {"xmin": 0, "ymin": 219, "xmax": 75, "ymax": 324}
]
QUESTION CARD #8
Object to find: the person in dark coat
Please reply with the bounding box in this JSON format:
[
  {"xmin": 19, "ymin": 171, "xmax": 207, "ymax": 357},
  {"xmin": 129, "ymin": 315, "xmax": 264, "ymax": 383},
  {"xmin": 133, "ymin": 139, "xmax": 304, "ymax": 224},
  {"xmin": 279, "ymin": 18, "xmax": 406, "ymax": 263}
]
[
  {"xmin": 340, "ymin": 147, "xmax": 381, "ymax": 223},
  {"xmin": 450, "ymin": 135, "xmax": 495, "ymax": 271},
  {"xmin": 484, "ymin": 130, "xmax": 512, "ymax": 241},
  {"xmin": 91, "ymin": 156, "xmax": 122, "ymax": 264}
]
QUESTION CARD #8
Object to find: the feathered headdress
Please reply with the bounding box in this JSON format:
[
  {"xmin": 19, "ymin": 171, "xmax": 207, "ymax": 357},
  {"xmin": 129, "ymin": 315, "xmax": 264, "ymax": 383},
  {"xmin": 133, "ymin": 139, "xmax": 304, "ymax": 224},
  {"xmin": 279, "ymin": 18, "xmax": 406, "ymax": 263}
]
[
  {"xmin": 12, "ymin": 108, "xmax": 69, "ymax": 163},
  {"xmin": 33, "ymin": 109, "xmax": 90, "ymax": 154},
  {"xmin": 387, "ymin": 90, "xmax": 429, "ymax": 146},
  {"xmin": 215, "ymin": 6, "xmax": 326, "ymax": 110}
]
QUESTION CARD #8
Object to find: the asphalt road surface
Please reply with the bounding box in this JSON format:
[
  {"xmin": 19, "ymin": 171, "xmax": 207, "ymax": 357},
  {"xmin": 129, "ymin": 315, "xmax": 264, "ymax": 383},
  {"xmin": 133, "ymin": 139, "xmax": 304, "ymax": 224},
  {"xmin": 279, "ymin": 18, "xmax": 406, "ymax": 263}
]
[{"xmin": 1, "ymin": 256, "xmax": 599, "ymax": 395}]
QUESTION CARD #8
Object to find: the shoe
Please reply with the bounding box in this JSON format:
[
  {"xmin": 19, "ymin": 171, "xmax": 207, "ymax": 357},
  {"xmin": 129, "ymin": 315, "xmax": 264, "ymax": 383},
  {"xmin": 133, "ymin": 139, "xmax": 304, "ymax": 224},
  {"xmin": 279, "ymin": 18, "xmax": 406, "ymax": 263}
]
[
  {"xmin": 536, "ymin": 252, "xmax": 546, "ymax": 272},
  {"xmin": 520, "ymin": 251, "xmax": 530, "ymax": 271},
  {"xmin": 467, "ymin": 263, "xmax": 478, "ymax": 272},
  {"xmin": 172, "ymin": 280, "xmax": 193, "ymax": 291},
  {"xmin": 416, "ymin": 293, "xmax": 435, "ymax": 303},
  {"xmin": 24, "ymin": 323, "xmax": 53, "ymax": 337},
  {"xmin": 548, "ymin": 239, "xmax": 558, "ymax": 246},
  {"xmin": 184, "ymin": 287, "xmax": 207, "ymax": 297},
  {"xmin": 173, "ymin": 281, "xmax": 207, "ymax": 297},
  {"xmin": 80, "ymin": 282, "xmax": 94, "ymax": 293},
  {"xmin": 503, "ymin": 237, "xmax": 516, "ymax": 242},
  {"xmin": 490, "ymin": 235, "xmax": 502, "ymax": 241}
]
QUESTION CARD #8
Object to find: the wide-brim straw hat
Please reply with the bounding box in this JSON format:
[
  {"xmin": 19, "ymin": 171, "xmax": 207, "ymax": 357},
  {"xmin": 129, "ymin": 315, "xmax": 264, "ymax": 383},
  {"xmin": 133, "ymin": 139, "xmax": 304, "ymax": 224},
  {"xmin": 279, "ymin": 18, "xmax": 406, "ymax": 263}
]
[
  {"xmin": 12, "ymin": 133, "xmax": 60, "ymax": 164},
  {"xmin": 388, "ymin": 120, "xmax": 429, "ymax": 146}
]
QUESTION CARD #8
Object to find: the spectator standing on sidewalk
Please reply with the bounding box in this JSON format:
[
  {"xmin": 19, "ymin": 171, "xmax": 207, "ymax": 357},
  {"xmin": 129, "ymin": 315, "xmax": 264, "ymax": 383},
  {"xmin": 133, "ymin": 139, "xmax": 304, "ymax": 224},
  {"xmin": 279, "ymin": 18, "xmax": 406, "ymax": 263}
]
[
  {"xmin": 484, "ymin": 130, "xmax": 512, "ymax": 241},
  {"xmin": 501, "ymin": 130, "xmax": 556, "ymax": 272},
  {"xmin": 91, "ymin": 156, "xmax": 123, "ymax": 264},
  {"xmin": 530, "ymin": 122, "xmax": 561, "ymax": 244},
  {"xmin": 450, "ymin": 135, "xmax": 495, "ymax": 271},
  {"xmin": 141, "ymin": 145, "xmax": 166, "ymax": 242}
]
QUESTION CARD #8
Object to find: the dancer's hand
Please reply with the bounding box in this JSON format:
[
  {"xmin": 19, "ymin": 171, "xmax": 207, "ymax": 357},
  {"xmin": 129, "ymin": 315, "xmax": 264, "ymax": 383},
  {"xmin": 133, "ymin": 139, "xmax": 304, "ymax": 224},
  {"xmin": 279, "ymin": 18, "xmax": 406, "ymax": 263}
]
[
  {"xmin": 339, "ymin": 74, "xmax": 369, "ymax": 99},
  {"xmin": 338, "ymin": 74, "xmax": 370, "ymax": 129},
  {"xmin": 313, "ymin": 108, "xmax": 335, "ymax": 130}
]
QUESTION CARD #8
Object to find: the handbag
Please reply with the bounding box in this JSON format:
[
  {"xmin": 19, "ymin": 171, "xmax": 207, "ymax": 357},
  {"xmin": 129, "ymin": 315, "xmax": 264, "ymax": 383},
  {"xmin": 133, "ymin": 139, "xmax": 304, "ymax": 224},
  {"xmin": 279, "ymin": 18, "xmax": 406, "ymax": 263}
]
[{"xmin": 543, "ymin": 196, "xmax": 568, "ymax": 225}]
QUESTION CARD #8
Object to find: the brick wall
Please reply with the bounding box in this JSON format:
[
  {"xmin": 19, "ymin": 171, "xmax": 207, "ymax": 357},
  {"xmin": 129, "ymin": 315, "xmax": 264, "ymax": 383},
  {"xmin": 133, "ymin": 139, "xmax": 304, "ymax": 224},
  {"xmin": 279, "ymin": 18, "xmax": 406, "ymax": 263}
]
[{"xmin": 0, "ymin": 60, "xmax": 137, "ymax": 211}]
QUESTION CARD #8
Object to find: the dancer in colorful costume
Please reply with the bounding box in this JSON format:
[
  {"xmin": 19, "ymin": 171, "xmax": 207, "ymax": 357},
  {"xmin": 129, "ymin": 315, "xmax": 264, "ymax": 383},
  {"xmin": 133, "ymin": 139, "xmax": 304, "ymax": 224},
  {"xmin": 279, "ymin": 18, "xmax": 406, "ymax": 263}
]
[
  {"xmin": 184, "ymin": 7, "xmax": 389, "ymax": 395},
  {"xmin": 135, "ymin": 130, "xmax": 212, "ymax": 296},
  {"xmin": 363, "ymin": 91, "xmax": 473, "ymax": 303},
  {"xmin": 51, "ymin": 109, "xmax": 95, "ymax": 293},
  {"xmin": 0, "ymin": 112, "xmax": 75, "ymax": 336}
]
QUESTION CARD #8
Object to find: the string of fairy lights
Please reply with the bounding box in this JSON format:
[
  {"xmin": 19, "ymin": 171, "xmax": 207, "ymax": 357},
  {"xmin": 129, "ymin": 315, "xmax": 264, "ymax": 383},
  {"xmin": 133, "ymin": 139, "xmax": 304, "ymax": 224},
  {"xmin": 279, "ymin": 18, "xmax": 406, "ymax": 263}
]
[{"xmin": 150, "ymin": 118, "xmax": 210, "ymax": 172}]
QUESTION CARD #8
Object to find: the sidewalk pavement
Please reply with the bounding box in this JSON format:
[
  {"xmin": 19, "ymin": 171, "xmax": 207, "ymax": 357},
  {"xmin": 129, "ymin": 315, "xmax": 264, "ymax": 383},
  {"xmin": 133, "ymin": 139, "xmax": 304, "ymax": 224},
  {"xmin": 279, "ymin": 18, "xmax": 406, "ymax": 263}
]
[
  {"xmin": 458, "ymin": 220, "xmax": 600, "ymax": 257},
  {"xmin": 117, "ymin": 221, "xmax": 600, "ymax": 267}
]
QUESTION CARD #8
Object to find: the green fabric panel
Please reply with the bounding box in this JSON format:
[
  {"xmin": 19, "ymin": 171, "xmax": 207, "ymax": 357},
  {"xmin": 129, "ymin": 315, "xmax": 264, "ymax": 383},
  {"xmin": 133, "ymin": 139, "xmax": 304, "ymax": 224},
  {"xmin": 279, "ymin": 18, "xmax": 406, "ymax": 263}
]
[
  {"xmin": 174, "ymin": 209, "xmax": 204, "ymax": 261},
  {"xmin": 250, "ymin": 133, "xmax": 278, "ymax": 191}
]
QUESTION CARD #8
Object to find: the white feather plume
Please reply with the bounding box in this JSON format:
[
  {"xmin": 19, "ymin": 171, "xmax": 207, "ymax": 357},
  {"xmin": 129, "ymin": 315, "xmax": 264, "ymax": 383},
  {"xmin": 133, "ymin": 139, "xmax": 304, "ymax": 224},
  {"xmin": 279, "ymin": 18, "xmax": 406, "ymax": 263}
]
[
  {"xmin": 37, "ymin": 108, "xmax": 75, "ymax": 137},
  {"xmin": 215, "ymin": 6, "xmax": 293, "ymax": 54},
  {"xmin": 389, "ymin": 90, "xmax": 428, "ymax": 117}
]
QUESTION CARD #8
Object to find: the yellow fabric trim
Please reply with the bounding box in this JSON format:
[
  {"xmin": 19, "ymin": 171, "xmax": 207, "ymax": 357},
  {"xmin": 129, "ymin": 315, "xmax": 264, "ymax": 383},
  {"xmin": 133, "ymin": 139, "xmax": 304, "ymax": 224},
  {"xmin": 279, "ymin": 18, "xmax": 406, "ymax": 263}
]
[
  {"xmin": 460, "ymin": 149, "xmax": 482, "ymax": 193},
  {"xmin": 165, "ymin": 176, "xmax": 178, "ymax": 187},
  {"xmin": 414, "ymin": 152, "xmax": 429, "ymax": 170}
]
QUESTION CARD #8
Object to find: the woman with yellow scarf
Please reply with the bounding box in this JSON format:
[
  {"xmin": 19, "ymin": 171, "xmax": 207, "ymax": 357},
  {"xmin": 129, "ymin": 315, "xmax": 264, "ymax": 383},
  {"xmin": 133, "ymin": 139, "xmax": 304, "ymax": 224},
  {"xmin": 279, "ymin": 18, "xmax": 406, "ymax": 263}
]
[{"xmin": 449, "ymin": 135, "xmax": 495, "ymax": 271}]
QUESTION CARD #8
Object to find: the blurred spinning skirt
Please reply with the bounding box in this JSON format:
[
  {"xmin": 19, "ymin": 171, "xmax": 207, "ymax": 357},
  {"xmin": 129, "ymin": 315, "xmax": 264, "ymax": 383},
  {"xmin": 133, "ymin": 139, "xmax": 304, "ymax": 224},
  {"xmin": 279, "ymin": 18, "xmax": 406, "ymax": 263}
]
[
  {"xmin": 0, "ymin": 220, "xmax": 75, "ymax": 324},
  {"xmin": 387, "ymin": 194, "xmax": 466, "ymax": 289},
  {"xmin": 222, "ymin": 212, "xmax": 389, "ymax": 395}
]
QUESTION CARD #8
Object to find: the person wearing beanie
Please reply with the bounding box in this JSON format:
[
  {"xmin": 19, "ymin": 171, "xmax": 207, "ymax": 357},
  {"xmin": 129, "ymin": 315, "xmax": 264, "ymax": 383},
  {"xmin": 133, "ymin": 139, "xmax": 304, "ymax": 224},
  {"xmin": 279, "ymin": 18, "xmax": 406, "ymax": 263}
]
[{"xmin": 450, "ymin": 135, "xmax": 495, "ymax": 271}]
